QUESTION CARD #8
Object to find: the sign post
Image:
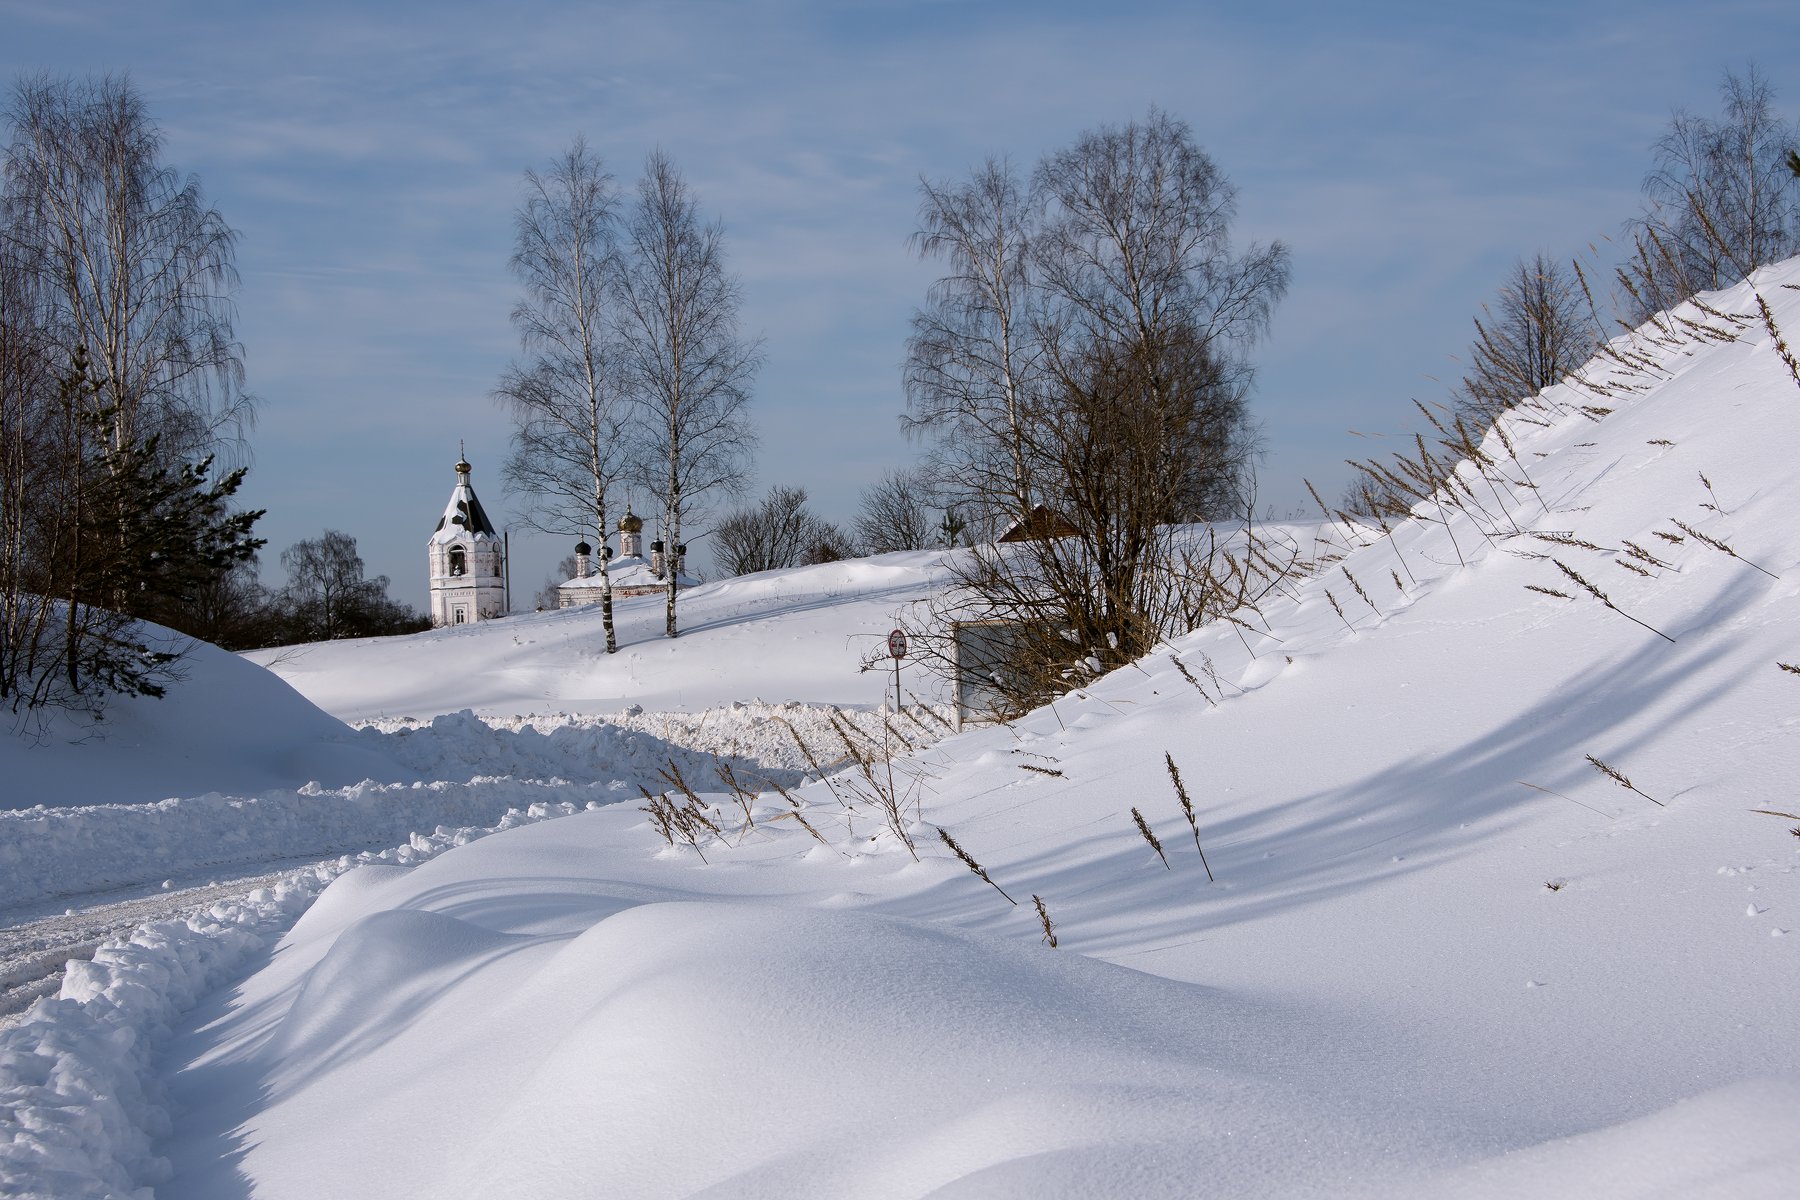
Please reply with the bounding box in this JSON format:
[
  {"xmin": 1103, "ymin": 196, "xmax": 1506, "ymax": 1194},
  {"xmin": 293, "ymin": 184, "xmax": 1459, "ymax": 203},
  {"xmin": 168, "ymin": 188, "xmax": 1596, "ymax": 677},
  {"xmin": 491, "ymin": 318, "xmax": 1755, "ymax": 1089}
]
[{"xmin": 887, "ymin": 628, "xmax": 908, "ymax": 713}]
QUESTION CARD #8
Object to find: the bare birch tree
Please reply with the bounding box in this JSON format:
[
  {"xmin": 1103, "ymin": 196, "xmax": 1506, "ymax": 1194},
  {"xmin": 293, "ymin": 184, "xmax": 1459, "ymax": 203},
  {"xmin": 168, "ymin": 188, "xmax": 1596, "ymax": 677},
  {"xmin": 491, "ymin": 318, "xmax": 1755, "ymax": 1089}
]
[
  {"xmin": 614, "ymin": 150, "xmax": 759, "ymax": 637},
  {"xmin": 1456, "ymin": 252, "xmax": 1598, "ymax": 421},
  {"xmin": 904, "ymin": 158, "xmax": 1043, "ymax": 534},
  {"xmin": 3, "ymin": 74, "xmax": 249, "ymax": 465},
  {"xmin": 495, "ymin": 136, "xmax": 631, "ymax": 652},
  {"xmin": 1626, "ymin": 66, "xmax": 1800, "ymax": 317}
]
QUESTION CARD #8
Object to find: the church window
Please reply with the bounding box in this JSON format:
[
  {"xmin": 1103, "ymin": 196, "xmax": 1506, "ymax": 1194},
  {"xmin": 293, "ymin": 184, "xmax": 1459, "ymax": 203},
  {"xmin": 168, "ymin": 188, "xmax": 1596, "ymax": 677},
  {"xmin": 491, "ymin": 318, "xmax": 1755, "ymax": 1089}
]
[{"xmin": 449, "ymin": 546, "xmax": 466, "ymax": 576}]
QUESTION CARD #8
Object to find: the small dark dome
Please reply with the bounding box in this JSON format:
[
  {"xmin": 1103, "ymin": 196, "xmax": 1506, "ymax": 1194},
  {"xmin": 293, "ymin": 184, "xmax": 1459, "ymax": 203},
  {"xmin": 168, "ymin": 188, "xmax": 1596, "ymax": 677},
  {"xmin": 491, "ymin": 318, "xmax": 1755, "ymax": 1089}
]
[{"xmin": 574, "ymin": 540, "xmax": 592, "ymax": 555}]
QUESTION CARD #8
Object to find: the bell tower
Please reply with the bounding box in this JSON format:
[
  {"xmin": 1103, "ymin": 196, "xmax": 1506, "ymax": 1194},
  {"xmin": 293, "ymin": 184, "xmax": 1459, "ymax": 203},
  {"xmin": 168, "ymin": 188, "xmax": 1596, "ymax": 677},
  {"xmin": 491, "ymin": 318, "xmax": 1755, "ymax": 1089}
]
[{"xmin": 427, "ymin": 453, "xmax": 508, "ymax": 625}]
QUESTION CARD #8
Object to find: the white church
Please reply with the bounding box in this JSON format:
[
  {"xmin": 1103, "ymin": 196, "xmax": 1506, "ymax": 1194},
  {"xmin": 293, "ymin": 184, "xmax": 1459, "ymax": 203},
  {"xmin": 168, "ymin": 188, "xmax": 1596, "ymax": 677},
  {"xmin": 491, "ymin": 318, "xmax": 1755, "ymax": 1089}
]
[
  {"xmin": 427, "ymin": 455, "xmax": 509, "ymax": 626},
  {"xmin": 555, "ymin": 508, "xmax": 695, "ymax": 607}
]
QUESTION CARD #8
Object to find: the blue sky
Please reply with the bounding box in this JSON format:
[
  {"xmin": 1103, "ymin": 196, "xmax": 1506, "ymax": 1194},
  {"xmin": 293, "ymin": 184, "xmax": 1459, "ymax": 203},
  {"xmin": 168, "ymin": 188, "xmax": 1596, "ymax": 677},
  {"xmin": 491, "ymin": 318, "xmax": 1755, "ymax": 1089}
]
[{"xmin": 5, "ymin": 0, "xmax": 1796, "ymax": 608}]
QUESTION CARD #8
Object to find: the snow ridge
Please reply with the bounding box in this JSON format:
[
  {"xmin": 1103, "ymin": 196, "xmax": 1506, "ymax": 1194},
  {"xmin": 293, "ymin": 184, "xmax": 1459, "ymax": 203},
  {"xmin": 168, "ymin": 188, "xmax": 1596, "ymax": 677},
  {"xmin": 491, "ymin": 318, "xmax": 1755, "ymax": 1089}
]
[{"xmin": 0, "ymin": 802, "xmax": 591, "ymax": 1199}]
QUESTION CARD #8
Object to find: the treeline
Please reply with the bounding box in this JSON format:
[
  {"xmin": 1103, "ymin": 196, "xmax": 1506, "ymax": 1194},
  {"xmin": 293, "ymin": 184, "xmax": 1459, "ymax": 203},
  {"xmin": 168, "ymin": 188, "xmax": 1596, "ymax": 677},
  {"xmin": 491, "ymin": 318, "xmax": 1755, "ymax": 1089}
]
[
  {"xmin": 189, "ymin": 531, "xmax": 429, "ymax": 651},
  {"xmin": 711, "ymin": 470, "xmax": 963, "ymax": 577}
]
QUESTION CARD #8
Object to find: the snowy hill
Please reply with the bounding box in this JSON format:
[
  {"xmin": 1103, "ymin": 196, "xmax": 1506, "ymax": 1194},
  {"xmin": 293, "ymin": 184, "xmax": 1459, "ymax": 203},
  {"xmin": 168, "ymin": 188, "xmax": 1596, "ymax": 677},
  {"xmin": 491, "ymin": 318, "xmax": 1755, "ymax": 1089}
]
[
  {"xmin": 247, "ymin": 552, "xmax": 955, "ymax": 721},
  {"xmin": 9, "ymin": 263, "xmax": 1800, "ymax": 1197}
]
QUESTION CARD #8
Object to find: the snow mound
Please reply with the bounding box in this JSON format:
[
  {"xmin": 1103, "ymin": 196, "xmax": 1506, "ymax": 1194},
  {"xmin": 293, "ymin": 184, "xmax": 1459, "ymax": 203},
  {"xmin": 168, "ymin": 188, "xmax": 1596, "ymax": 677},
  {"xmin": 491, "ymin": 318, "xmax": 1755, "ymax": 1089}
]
[
  {"xmin": 226, "ymin": 900, "xmax": 1388, "ymax": 1199},
  {"xmin": 1, "ymin": 627, "xmax": 412, "ymax": 809}
]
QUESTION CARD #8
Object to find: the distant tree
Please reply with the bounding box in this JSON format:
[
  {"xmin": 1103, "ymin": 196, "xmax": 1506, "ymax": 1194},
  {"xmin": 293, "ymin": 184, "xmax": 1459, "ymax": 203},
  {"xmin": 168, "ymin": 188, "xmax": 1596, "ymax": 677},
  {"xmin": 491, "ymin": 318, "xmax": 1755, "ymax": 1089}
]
[
  {"xmin": 800, "ymin": 520, "xmax": 856, "ymax": 565},
  {"xmin": 278, "ymin": 531, "xmax": 423, "ymax": 643},
  {"xmin": 615, "ymin": 150, "xmax": 760, "ymax": 636},
  {"xmin": 535, "ymin": 552, "xmax": 579, "ymax": 610},
  {"xmin": 3, "ymin": 73, "xmax": 250, "ymax": 468},
  {"xmin": 1456, "ymin": 253, "xmax": 1599, "ymax": 421},
  {"xmin": 714, "ymin": 486, "xmax": 822, "ymax": 576},
  {"xmin": 496, "ymin": 137, "xmax": 632, "ymax": 654},
  {"xmin": 182, "ymin": 557, "xmax": 281, "ymax": 650},
  {"xmin": 904, "ymin": 157, "xmax": 1043, "ymax": 533},
  {"xmin": 853, "ymin": 469, "xmax": 937, "ymax": 554},
  {"xmin": 1626, "ymin": 66, "xmax": 1800, "ymax": 315},
  {"xmin": 908, "ymin": 110, "xmax": 1289, "ymax": 701},
  {"xmin": 938, "ymin": 506, "xmax": 971, "ymax": 549}
]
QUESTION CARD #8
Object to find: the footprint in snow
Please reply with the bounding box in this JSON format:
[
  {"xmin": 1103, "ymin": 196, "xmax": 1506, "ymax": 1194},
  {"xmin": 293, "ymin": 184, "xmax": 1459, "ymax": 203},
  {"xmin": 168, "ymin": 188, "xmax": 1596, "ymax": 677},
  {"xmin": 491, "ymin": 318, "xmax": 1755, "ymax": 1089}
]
[{"xmin": 1747, "ymin": 903, "xmax": 1769, "ymax": 917}]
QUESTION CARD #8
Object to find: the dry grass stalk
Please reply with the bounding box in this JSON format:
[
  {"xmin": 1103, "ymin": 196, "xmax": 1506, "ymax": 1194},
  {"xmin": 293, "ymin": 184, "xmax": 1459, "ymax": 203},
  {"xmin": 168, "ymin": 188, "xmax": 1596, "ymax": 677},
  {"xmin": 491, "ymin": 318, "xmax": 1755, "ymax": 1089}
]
[
  {"xmin": 1524, "ymin": 584, "xmax": 1574, "ymax": 600},
  {"xmin": 776, "ymin": 715, "xmax": 831, "ymax": 779},
  {"xmin": 761, "ymin": 774, "xmax": 803, "ymax": 808},
  {"xmin": 1532, "ymin": 531, "xmax": 1605, "ymax": 552},
  {"xmin": 1697, "ymin": 471, "xmax": 1728, "ymax": 514},
  {"xmin": 1164, "ymin": 753, "xmax": 1214, "ymax": 882},
  {"xmin": 1032, "ymin": 894, "xmax": 1059, "ymax": 948},
  {"xmin": 1131, "ymin": 806, "xmax": 1170, "ymax": 869},
  {"xmin": 1018, "ymin": 763, "xmax": 1065, "ymax": 778},
  {"xmin": 937, "ymin": 826, "xmax": 1016, "ymax": 905},
  {"xmin": 1647, "ymin": 438, "xmax": 1675, "ymax": 447},
  {"xmin": 1325, "ymin": 589, "xmax": 1355, "ymax": 634},
  {"xmin": 1777, "ymin": 662, "xmax": 1800, "ymax": 675},
  {"xmin": 1614, "ymin": 559, "xmax": 1652, "ymax": 578},
  {"xmin": 1754, "ymin": 290, "xmax": 1800, "ymax": 391},
  {"xmin": 767, "ymin": 808, "xmax": 833, "ymax": 850},
  {"xmin": 657, "ymin": 760, "xmax": 710, "ymax": 809},
  {"xmin": 909, "ymin": 704, "xmax": 957, "ymax": 734},
  {"xmin": 1622, "ymin": 540, "xmax": 1673, "ymax": 570},
  {"xmin": 1669, "ymin": 519, "xmax": 1778, "ymax": 579},
  {"xmin": 1750, "ymin": 808, "xmax": 1800, "ymax": 819},
  {"xmin": 1342, "ymin": 566, "xmax": 1379, "ymax": 615},
  {"xmin": 829, "ymin": 709, "xmax": 917, "ymax": 859},
  {"xmin": 1652, "ymin": 529, "xmax": 1684, "ymax": 545},
  {"xmin": 1167, "ymin": 654, "xmax": 1216, "ymax": 706},
  {"xmin": 639, "ymin": 785, "xmax": 719, "ymax": 861},
  {"xmin": 884, "ymin": 717, "xmax": 919, "ymax": 752},
  {"xmin": 1517, "ymin": 779, "xmax": 1616, "ymax": 819},
  {"xmin": 1552, "ymin": 559, "xmax": 1676, "ymax": 643},
  {"xmin": 713, "ymin": 759, "xmax": 757, "ymax": 835},
  {"xmin": 826, "ymin": 707, "xmax": 879, "ymax": 763},
  {"xmin": 1585, "ymin": 753, "xmax": 1663, "ymax": 807}
]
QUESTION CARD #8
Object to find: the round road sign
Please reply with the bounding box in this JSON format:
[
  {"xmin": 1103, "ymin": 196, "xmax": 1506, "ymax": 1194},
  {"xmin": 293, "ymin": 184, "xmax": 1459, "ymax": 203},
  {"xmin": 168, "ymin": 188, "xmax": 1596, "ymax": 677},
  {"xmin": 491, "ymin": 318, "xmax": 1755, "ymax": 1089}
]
[{"xmin": 887, "ymin": 628, "xmax": 908, "ymax": 659}]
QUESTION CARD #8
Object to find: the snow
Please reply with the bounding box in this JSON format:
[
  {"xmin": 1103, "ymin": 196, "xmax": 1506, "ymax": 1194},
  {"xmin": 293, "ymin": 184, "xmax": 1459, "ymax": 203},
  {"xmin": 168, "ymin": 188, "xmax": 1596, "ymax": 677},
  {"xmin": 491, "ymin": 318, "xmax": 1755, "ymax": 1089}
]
[
  {"xmin": 0, "ymin": 631, "xmax": 413, "ymax": 809},
  {"xmin": 7, "ymin": 263, "xmax": 1800, "ymax": 1196},
  {"xmin": 245, "ymin": 550, "xmax": 953, "ymax": 720}
]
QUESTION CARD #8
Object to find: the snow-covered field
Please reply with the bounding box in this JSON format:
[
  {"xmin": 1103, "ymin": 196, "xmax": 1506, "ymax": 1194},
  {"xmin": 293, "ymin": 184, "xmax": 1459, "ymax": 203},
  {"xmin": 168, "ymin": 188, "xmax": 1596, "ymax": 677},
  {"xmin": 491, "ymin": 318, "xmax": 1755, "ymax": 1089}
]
[{"xmin": 7, "ymin": 264, "xmax": 1800, "ymax": 1196}]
